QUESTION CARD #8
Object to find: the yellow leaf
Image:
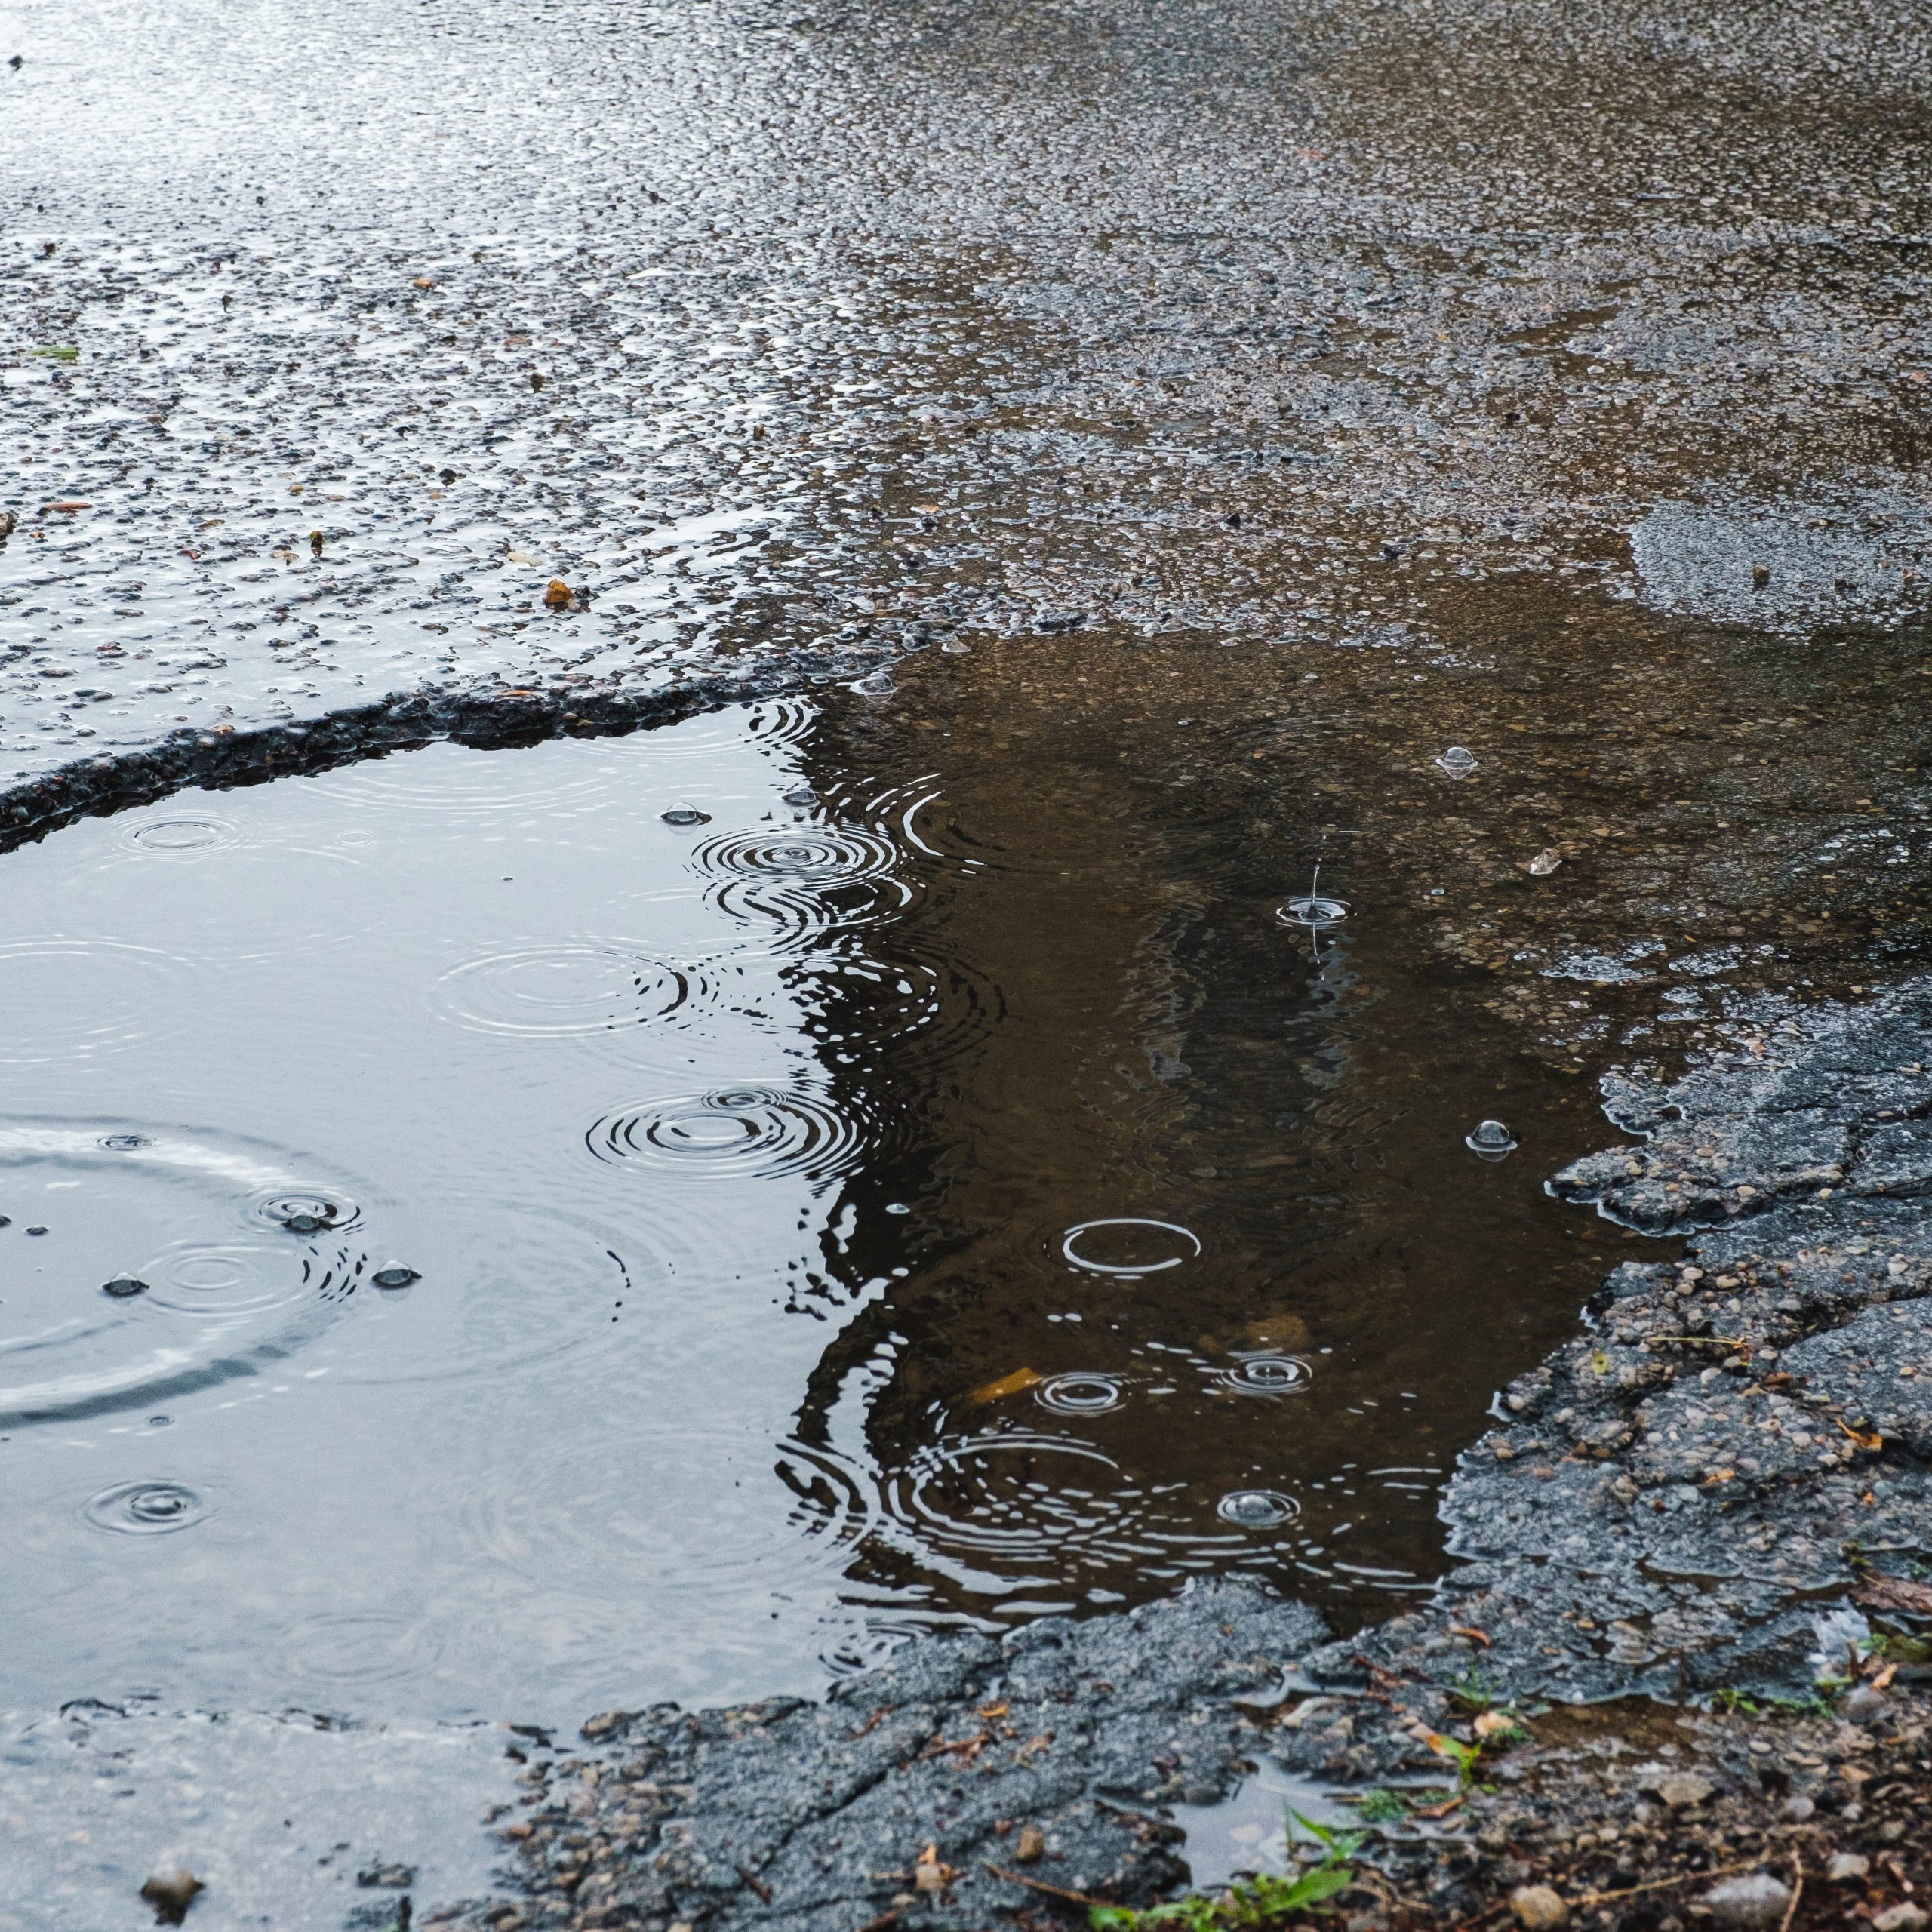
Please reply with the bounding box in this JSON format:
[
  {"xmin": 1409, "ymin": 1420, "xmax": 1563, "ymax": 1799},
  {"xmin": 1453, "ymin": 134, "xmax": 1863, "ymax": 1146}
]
[{"xmin": 966, "ymin": 1367, "xmax": 1043, "ymax": 1406}]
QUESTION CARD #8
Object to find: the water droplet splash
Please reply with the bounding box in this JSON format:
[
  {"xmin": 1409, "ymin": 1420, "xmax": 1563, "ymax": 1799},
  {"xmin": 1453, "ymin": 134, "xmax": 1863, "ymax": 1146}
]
[
  {"xmin": 82, "ymin": 1479, "xmax": 209, "ymax": 1536},
  {"xmin": 1214, "ymin": 1355, "xmax": 1312, "ymax": 1398},
  {"xmin": 1034, "ymin": 1371, "xmax": 1130, "ymax": 1415},
  {"xmin": 586, "ymin": 1087, "xmax": 867, "ymax": 1181},
  {"xmin": 660, "ymin": 805, "xmax": 710, "ymax": 827},
  {"xmin": 1465, "ymin": 1118, "xmax": 1518, "ymax": 1161},
  {"xmin": 1277, "ymin": 861, "xmax": 1349, "ymax": 929},
  {"xmin": 1435, "ymin": 745, "xmax": 1479, "ymax": 778},
  {"xmin": 1060, "ymin": 1217, "xmax": 1202, "ymax": 1276},
  {"xmin": 1216, "ymin": 1487, "xmax": 1300, "ymax": 1529},
  {"xmin": 100, "ymin": 1276, "xmax": 149, "ymax": 1300},
  {"xmin": 372, "ymin": 1265, "xmax": 420, "ymax": 1289}
]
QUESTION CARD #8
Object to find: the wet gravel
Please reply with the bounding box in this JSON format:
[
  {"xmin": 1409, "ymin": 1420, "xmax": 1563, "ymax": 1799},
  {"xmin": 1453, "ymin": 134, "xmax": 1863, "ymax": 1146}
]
[{"xmin": 8, "ymin": 0, "xmax": 1932, "ymax": 800}]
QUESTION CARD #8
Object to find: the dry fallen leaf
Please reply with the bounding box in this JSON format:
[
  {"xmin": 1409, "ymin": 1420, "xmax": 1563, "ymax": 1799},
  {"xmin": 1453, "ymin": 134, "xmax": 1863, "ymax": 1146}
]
[
  {"xmin": 966, "ymin": 1366, "xmax": 1043, "ymax": 1405},
  {"xmin": 543, "ymin": 578, "xmax": 574, "ymax": 609},
  {"xmin": 1473, "ymin": 1711, "xmax": 1515, "ymax": 1740},
  {"xmin": 506, "ymin": 549, "xmax": 541, "ymax": 566},
  {"xmin": 1854, "ymin": 1575, "xmax": 1932, "ymax": 1614},
  {"xmin": 412, "ymin": 275, "xmax": 435, "ymax": 289},
  {"xmin": 1838, "ymin": 1417, "xmax": 1883, "ymax": 1452}
]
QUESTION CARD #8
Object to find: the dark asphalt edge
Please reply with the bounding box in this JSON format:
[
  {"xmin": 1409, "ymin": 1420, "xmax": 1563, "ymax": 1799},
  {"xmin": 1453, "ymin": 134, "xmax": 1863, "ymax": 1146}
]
[{"xmin": 0, "ymin": 666, "xmax": 825, "ymax": 861}]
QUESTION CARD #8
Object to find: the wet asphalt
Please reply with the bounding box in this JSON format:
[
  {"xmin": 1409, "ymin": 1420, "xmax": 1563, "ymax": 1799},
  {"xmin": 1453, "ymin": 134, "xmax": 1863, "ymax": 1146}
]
[
  {"xmin": 5, "ymin": 0, "xmax": 1932, "ymax": 793},
  {"xmin": 5, "ymin": 0, "xmax": 1932, "ymax": 1924}
]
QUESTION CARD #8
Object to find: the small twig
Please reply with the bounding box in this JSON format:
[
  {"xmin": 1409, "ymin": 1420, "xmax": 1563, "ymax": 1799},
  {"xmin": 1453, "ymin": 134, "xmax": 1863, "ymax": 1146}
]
[
  {"xmin": 921, "ymin": 1728, "xmax": 992, "ymax": 1762},
  {"xmin": 736, "ymin": 1865, "xmax": 773, "ymax": 1904},
  {"xmin": 848, "ymin": 1704, "xmax": 897, "ymax": 1741},
  {"xmin": 1777, "ymin": 1855, "xmax": 1804, "ymax": 1932},
  {"xmin": 986, "ymin": 1863, "xmax": 1103, "ymax": 1907},
  {"xmin": 1447, "ymin": 1900, "xmax": 1512, "ymax": 1932},
  {"xmin": 1649, "ymin": 1334, "xmax": 1749, "ymax": 1349},
  {"xmin": 1576, "ymin": 1856, "xmax": 1765, "ymax": 1906}
]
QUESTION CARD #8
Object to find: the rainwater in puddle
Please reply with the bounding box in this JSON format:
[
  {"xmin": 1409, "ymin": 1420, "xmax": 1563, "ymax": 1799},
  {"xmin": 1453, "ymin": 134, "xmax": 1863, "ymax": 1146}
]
[{"xmin": 0, "ymin": 657, "xmax": 1639, "ymax": 1724}]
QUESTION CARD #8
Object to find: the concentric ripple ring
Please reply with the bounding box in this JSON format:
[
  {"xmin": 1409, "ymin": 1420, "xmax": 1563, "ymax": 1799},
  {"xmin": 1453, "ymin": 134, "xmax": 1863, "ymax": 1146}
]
[
  {"xmin": 1060, "ymin": 1217, "xmax": 1202, "ymax": 1276},
  {"xmin": 1034, "ymin": 1372, "xmax": 1131, "ymax": 1416},
  {"xmin": 81, "ymin": 1479, "xmax": 210, "ymax": 1536},
  {"xmin": 1214, "ymin": 1355, "xmax": 1314, "ymax": 1398},
  {"xmin": 586, "ymin": 1087, "xmax": 866, "ymax": 1182}
]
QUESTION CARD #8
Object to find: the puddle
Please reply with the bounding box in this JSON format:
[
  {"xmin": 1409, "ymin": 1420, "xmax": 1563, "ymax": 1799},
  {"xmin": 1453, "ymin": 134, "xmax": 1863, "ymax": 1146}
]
[
  {"xmin": 5, "ymin": 586, "xmax": 1928, "ymax": 1728},
  {"xmin": 0, "ymin": 670, "xmax": 1637, "ymax": 1729},
  {"xmin": 1171, "ymin": 1760, "xmax": 1365, "ymax": 1890}
]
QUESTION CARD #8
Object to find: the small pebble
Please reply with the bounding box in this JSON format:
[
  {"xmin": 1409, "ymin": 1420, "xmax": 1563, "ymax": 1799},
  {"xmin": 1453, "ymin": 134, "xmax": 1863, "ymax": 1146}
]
[
  {"xmin": 1656, "ymin": 1771, "xmax": 1715, "ymax": 1810},
  {"xmin": 1840, "ymin": 1683, "xmax": 1887, "ymax": 1724},
  {"xmin": 1827, "ymin": 1852, "xmax": 1870, "ymax": 1882},
  {"xmin": 1875, "ymin": 1909, "xmax": 1930, "ymax": 1932},
  {"xmin": 1015, "ymin": 1825, "xmax": 1046, "ymax": 1864},
  {"xmin": 1509, "ymin": 1884, "xmax": 1569, "ymax": 1931},
  {"xmin": 140, "ymin": 1867, "xmax": 204, "ymax": 1924},
  {"xmin": 1703, "ymin": 1873, "xmax": 1792, "ymax": 1930}
]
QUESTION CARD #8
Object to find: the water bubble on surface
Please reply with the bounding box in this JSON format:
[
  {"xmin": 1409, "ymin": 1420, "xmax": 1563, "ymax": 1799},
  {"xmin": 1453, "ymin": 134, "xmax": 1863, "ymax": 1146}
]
[
  {"xmin": 852, "ymin": 669, "xmax": 896, "ymax": 697},
  {"xmin": 1214, "ymin": 1355, "xmax": 1313, "ymax": 1398},
  {"xmin": 586, "ymin": 1087, "xmax": 866, "ymax": 1182},
  {"xmin": 1034, "ymin": 1371, "xmax": 1129, "ymax": 1415},
  {"xmin": 781, "ymin": 786, "xmax": 818, "ymax": 809},
  {"xmin": 250, "ymin": 1189, "xmax": 358, "ymax": 1235},
  {"xmin": 660, "ymin": 805, "xmax": 711, "ymax": 827},
  {"xmin": 1216, "ymin": 1487, "xmax": 1300, "ymax": 1529},
  {"xmin": 372, "ymin": 1265, "xmax": 420, "ymax": 1289},
  {"xmin": 1465, "ymin": 1118, "xmax": 1518, "ymax": 1161},
  {"xmin": 81, "ymin": 1479, "xmax": 209, "ymax": 1536},
  {"xmin": 100, "ymin": 1276, "xmax": 149, "ymax": 1299},
  {"xmin": 1060, "ymin": 1217, "xmax": 1201, "ymax": 1276},
  {"xmin": 1435, "ymin": 746, "xmax": 1479, "ymax": 777}
]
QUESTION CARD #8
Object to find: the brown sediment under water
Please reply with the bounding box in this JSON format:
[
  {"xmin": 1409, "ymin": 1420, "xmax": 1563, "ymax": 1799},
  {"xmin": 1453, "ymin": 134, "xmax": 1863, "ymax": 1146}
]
[{"xmin": 1, "ymin": 579, "xmax": 1927, "ymax": 1725}]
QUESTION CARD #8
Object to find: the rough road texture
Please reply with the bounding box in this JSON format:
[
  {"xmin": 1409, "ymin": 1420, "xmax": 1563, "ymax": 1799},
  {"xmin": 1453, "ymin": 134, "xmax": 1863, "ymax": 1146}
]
[
  {"xmin": 446, "ymin": 1584, "xmax": 1325, "ymax": 1932},
  {"xmin": 8, "ymin": 0, "xmax": 1932, "ymax": 796}
]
